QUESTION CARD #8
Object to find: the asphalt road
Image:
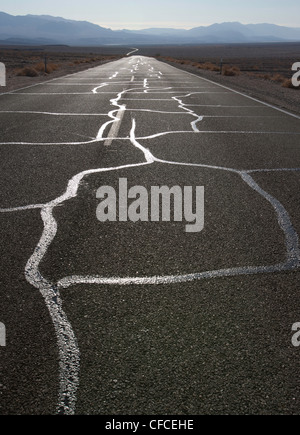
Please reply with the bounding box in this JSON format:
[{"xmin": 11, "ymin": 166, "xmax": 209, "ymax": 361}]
[{"xmin": 1, "ymin": 55, "xmax": 300, "ymax": 415}]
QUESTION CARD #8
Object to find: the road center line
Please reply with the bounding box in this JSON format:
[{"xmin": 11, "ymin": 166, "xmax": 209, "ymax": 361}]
[{"xmin": 104, "ymin": 106, "xmax": 126, "ymax": 146}]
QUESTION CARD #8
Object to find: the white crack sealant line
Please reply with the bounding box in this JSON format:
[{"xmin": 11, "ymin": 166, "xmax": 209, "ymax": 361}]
[
  {"xmin": 0, "ymin": 111, "xmax": 109, "ymax": 116},
  {"xmin": 180, "ymin": 105, "xmax": 265, "ymax": 108},
  {"xmin": 56, "ymin": 165, "xmax": 300, "ymax": 290},
  {"xmin": 172, "ymin": 94, "xmax": 203, "ymax": 132},
  {"xmin": 2, "ymin": 158, "xmax": 152, "ymax": 414},
  {"xmin": 103, "ymin": 106, "xmax": 126, "ymax": 147},
  {"xmin": 133, "ymin": 91, "xmax": 230, "ymax": 95},
  {"xmin": 56, "ymin": 263, "xmax": 296, "ymax": 288},
  {"xmin": 95, "ymin": 87, "xmax": 127, "ymax": 142},
  {"xmin": 121, "ymin": 98, "xmax": 174, "ymax": 101},
  {"xmin": 128, "ymin": 109, "xmax": 192, "ymax": 115},
  {"xmin": 143, "ymin": 78, "xmax": 149, "ymax": 90},
  {"xmin": 46, "ymin": 83, "xmax": 112, "ymax": 86},
  {"xmin": 9, "ymin": 92, "xmax": 120, "ymax": 96},
  {"xmin": 0, "ymin": 204, "xmax": 45, "ymax": 212},
  {"xmin": 25, "ymin": 206, "xmax": 80, "ymax": 415},
  {"xmin": 109, "ymin": 72, "xmax": 119, "ymax": 80},
  {"xmin": 144, "ymin": 86, "xmax": 172, "ymax": 95},
  {"xmin": 0, "ymin": 138, "xmax": 132, "ymax": 146},
  {"xmin": 92, "ymin": 83, "xmax": 109, "ymax": 94},
  {"xmin": 201, "ymin": 115, "xmax": 284, "ymax": 119},
  {"xmin": 137, "ymin": 130, "xmax": 300, "ymax": 140},
  {"xmin": 127, "ymin": 48, "xmax": 139, "ymax": 56},
  {"xmin": 240, "ymin": 171, "xmax": 300, "ymax": 267},
  {"xmin": 247, "ymin": 168, "xmax": 300, "ymax": 174},
  {"xmin": 130, "ymin": 119, "xmax": 156, "ymax": 163}
]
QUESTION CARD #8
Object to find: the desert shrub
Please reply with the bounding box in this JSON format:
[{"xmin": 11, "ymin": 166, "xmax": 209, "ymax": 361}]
[
  {"xmin": 196, "ymin": 62, "xmax": 219, "ymax": 72},
  {"xmin": 15, "ymin": 61, "xmax": 61, "ymax": 76},
  {"xmin": 282, "ymin": 79, "xmax": 299, "ymax": 89},
  {"xmin": 33, "ymin": 62, "xmax": 60, "ymax": 73},
  {"xmin": 34, "ymin": 62, "xmax": 48, "ymax": 73},
  {"xmin": 271, "ymin": 73, "xmax": 285, "ymax": 83},
  {"xmin": 16, "ymin": 66, "xmax": 39, "ymax": 77},
  {"xmin": 203, "ymin": 62, "xmax": 220, "ymax": 72},
  {"xmin": 223, "ymin": 66, "xmax": 241, "ymax": 76},
  {"xmin": 261, "ymin": 73, "xmax": 272, "ymax": 80},
  {"xmin": 46, "ymin": 64, "xmax": 60, "ymax": 73},
  {"xmin": 252, "ymin": 73, "xmax": 272, "ymax": 80}
]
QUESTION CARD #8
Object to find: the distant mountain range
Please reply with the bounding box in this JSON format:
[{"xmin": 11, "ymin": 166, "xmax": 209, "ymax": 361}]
[{"xmin": 1, "ymin": 12, "xmax": 300, "ymax": 45}]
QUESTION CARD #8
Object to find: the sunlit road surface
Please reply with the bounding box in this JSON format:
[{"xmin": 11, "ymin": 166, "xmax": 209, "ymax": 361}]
[{"xmin": 1, "ymin": 55, "xmax": 300, "ymax": 415}]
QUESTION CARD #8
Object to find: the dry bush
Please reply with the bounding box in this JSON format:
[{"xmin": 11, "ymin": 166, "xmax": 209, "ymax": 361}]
[
  {"xmin": 222, "ymin": 66, "xmax": 241, "ymax": 76},
  {"xmin": 282, "ymin": 79, "xmax": 299, "ymax": 89},
  {"xmin": 259, "ymin": 73, "xmax": 272, "ymax": 80},
  {"xmin": 196, "ymin": 62, "xmax": 219, "ymax": 72},
  {"xmin": 33, "ymin": 62, "xmax": 47, "ymax": 73},
  {"xmin": 15, "ymin": 66, "xmax": 39, "ymax": 77},
  {"xmin": 179, "ymin": 59, "xmax": 191, "ymax": 65},
  {"xmin": 14, "ymin": 61, "xmax": 61, "ymax": 76},
  {"xmin": 47, "ymin": 64, "xmax": 60, "ymax": 73},
  {"xmin": 271, "ymin": 73, "xmax": 285, "ymax": 83},
  {"xmin": 33, "ymin": 62, "xmax": 60, "ymax": 74},
  {"xmin": 203, "ymin": 62, "xmax": 220, "ymax": 72},
  {"xmin": 250, "ymin": 73, "xmax": 272, "ymax": 80}
]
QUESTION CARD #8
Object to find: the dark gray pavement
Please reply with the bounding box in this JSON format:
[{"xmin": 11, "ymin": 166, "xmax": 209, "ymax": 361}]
[{"xmin": 0, "ymin": 56, "xmax": 300, "ymax": 415}]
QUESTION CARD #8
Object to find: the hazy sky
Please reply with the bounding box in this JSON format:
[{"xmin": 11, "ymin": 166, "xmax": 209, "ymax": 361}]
[{"xmin": 0, "ymin": 0, "xmax": 299, "ymax": 29}]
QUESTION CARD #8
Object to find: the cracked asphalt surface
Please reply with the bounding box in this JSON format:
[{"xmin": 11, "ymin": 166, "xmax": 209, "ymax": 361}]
[{"xmin": 1, "ymin": 56, "xmax": 300, "ymax": 415}]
